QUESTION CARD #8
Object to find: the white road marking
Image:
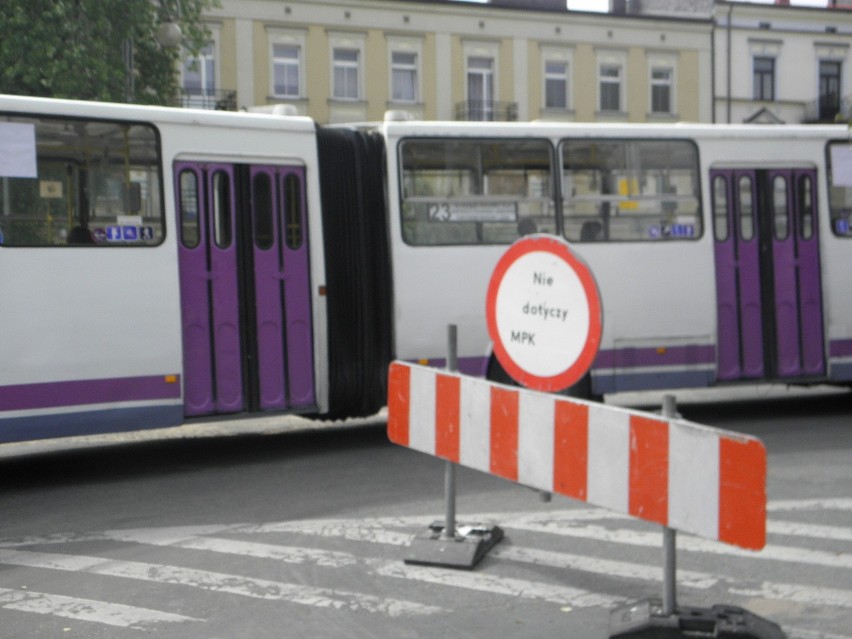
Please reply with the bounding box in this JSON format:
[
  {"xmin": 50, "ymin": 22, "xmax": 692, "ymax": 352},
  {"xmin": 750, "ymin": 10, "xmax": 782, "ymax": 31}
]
[
  {"xmin": 728, "ymin": 582, "xmax": 852, "ymax": 609},
  {"xmin": 0, "ymin": 498, "xmax": 848, "ymax": 628},
  {"xmin": 99, "ymin": 528, "xmax": 623, "ymax": 608},
  {"xmin": 239, "ymin": 510, "xmax": 852, "ymax": 570},
  {"xmin": 92, "ymin": 519, "xmax": 852, "ymax": 612},
  {"xmin": 503, "ymin": 520, "xmax": 852, "ymax": 569},
  {"xmin": 109, "ymin": 529, "xmax": 359, "ymax": 568},
  {"xmin": 488, "ymin": 544, "xmax": 852, "ymax": 610},
  {"xmin": 767, "ymin": 521, "xmax": 852, "ymax": 542},
  {"xmin": 768, "ymin": 498, "xmax": 852, "ymax": 512},
  {"xmin": 0, "ymin": 587, "xmax": 198, "ymax": 628},
  {"xmin": 372, "ymin": 560, "xmax": 623, "ymax": 609},
  {"xmin": 492, "ymin": 544, "xmax": 720, "ymax": 590},
  {"xmin": 0, "ymin": 549, "xmax": 442, "ymax": 618}
]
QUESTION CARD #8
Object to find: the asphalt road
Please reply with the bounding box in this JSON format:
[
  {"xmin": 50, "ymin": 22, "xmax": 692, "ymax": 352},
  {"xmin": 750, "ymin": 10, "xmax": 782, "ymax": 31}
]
[{"xmin": 0, "ymin": 386, "xmax": 848, "ymax": 638}]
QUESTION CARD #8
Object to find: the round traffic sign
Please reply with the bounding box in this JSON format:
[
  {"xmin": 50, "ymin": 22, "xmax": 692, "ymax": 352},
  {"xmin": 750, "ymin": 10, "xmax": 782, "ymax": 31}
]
[{"xmin": 486, "ymin": 235, "xmax": 602, "ymax": 392}]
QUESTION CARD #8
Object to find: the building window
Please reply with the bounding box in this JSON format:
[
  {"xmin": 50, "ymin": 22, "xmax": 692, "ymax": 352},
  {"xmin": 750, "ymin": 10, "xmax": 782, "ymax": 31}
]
[
  {"xmin": 651, "ymin": 67, "xmax": 673, "ymax": 114},
  {"xmin": 599, "ymin": 64, "xmax": 622, "ymax": 112},
  {"xmin": 545, "ymin": 61, "xmax": 569, "ymax": 110},
  {"xmin": 391, "ymin": 51, "xmax": 418, "ymax": 103},
  {"xmin": 753, "ymin": 56, "xmax": 775, "ymax": 101},
  {"xmin": 333, "ymin": 48, "xmax": 360, "ymax": 100},
  {"xmin": 182, "ymin": 43, "xmax": 216, "ymax": 107},
  {"xmin": 272, "ymin": 44, "xmax": 301, "ymax": 97},
  {"xmin": 820, "ymin": 60, "xmax": 842, "ymax": 121},
  {"xmin": 467, "ymin": 56, "xmax": 495, "ymax": 120}
]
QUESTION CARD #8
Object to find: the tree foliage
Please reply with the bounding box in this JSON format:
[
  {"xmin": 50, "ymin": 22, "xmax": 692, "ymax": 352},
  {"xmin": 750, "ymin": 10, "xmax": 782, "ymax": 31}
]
[{"xmin": 0, "ymin": 0, "xmax": 219, "ymax": 105}]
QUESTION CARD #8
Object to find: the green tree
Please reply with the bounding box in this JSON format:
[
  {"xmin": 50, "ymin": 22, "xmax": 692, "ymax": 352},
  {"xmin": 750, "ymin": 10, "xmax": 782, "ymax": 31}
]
[{"xmin": 0, "ymin": 0, "xmax": 219, "ymax": 105}]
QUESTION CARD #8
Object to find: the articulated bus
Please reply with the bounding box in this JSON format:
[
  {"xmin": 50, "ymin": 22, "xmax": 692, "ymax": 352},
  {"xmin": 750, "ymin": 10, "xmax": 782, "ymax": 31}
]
[{"xmin": 0, "ymin": 94, "xmax": 850, "ymax": 443}]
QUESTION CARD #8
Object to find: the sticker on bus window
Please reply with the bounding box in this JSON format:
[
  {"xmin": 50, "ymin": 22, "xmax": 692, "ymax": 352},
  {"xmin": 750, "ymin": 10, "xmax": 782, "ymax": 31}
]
[
  {"xmin": 428, "ymin": 202, "xmax": 517, "ymax": 223},
  {"xmin": 649, "ymin": 223, "xmax": 695, "ymax": 239},
  {"xmin": 39, "ymin": 180, "xmax": 63, "ymax": 198},
  {"xmin": 837, "ymin": 218, "xmax": 850, "ymax": 235},
  {"xmin": 0, "ymin": 123, "xmax": 37, "ymax": 178}
]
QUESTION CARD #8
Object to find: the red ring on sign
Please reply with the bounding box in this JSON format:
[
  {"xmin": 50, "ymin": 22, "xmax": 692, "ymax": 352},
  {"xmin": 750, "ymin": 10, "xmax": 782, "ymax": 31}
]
[{"xmin": 486, "ymin": 235, "xmax": 602, "ymax": 392}]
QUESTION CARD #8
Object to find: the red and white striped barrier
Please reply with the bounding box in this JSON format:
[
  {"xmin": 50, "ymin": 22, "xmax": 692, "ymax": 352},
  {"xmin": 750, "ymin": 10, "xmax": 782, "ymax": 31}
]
[{"xmin": 387, "ymin": 361, "xmax": 766, "ymax": 551}]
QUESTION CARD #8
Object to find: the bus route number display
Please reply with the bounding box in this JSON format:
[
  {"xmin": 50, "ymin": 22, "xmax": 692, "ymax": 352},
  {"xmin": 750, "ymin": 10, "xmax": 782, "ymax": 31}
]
[{"xmin": 486, "ymin": 235, "xmax": 602, "ymax": 393}]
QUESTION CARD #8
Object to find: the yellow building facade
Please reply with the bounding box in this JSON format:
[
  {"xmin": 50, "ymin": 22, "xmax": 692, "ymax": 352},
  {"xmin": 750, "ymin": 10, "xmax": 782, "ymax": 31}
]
[{"xmin": 192, "ymin": 0, "xmax": 713, "ymax": 123}]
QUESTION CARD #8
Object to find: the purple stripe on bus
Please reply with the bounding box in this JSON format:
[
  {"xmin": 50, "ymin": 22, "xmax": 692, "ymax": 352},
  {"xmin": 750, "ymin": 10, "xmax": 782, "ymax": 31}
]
[
  {"xmin": 592, "ymin": 345, "xmax": 716, "ymax": 370},
  {"xmin": 592, "ymin": 369, "xmax": 715, "ymax": 395},
  {"xmin": 829, "ymin": 339, "xmax": 852, "ymax": 358},
  {"xmin": 0, "ymin": 375, "xmax": 182, "ymax": 412}
]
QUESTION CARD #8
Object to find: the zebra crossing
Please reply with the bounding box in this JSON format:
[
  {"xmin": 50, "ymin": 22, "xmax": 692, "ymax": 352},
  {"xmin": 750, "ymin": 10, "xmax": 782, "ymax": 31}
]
[{"xmin": 0, "ymin": 498, "xmax": 848, "ymax": 637}]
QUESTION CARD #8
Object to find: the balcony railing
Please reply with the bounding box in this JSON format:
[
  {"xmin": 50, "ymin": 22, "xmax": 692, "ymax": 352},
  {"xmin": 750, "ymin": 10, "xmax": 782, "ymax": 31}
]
[
  {"xmin": 803, "ymin": 94, "xmax": 851, "ymax": 123},
  {"xmin": 177, "ymin": 89, "xmax": 238, "ymax": 111},
  {"xmin": 455, "ymin": 100, "xmax": 518, "ymax": 122}
]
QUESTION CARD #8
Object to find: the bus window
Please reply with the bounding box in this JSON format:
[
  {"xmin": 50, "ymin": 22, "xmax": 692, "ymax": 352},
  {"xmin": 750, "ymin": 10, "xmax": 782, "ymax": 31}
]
[
  {"xmin": 799, "ymin": 174, "xmax": 814, "ymax": 240},
  {"xmin": 0, "ymin": 116, "xmax": 162, "ymax": 246},
  {"xmin": 772, "ymin": 175, "xmax": 789, "ymax": 241},
  {"xmin": 212, "ymin": 170, "xmax": 232, "ymax": 249},
  {"xmin": 253, "ymin": 172, "xmax": 274, "ymax": 250},
  {"xmin": 398, "ymin": 138, "xmax": 555, "ymax": 245},
  {"xmin": 738, "ymin": 175, "xmax": 754, "ymax": 241},
  {"xmin": 712, "ymin": 175, "xmax": 729, "ymax": 242},
  {"xmin": 561, "ymin": 138, "xmax": 701, "ymax": 242},
  {"xmin": 827, "ymin": 140, "xmax": 852, "ymax": 237},
  {"xmin": 283, "ymin": 173, "xmax": 303, "ymax": 250},
  {"xmin": 179, "ymin": 170, "xmax": 200, "ymax": 249}
]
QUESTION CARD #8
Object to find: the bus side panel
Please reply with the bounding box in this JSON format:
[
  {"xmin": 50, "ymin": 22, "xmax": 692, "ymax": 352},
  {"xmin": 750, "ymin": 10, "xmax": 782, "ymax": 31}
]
[{"xmin": 0, "ymin": 250, "xmax": 185, "ymax": 442}]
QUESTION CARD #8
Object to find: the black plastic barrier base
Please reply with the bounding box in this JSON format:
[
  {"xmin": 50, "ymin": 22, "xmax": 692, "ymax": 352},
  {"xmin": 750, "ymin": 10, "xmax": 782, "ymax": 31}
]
[
  {"xmin": 609, "ymin": 598, "xmax": 785, "ymax": 639},
  {"xmin": 404, "ymin": 521, "xmax": 504, "ymax": 570}
]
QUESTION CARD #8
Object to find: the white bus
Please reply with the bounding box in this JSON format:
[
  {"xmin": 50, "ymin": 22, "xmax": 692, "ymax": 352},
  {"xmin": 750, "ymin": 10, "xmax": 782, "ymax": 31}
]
[
  {"xmin": 380, "ymin": 117, "xmax": 852, "ymax": 399},
  {"xmin": 0, "ymin": 94, "xmax": 392, "ymax": 442},
  {"xmin": 1, "ymin": 94, "xmax": 850, "ymax": 442}
]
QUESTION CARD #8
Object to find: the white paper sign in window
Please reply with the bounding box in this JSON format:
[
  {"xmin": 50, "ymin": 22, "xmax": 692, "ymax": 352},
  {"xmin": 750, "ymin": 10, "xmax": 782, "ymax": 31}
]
[
  {"xmin": 0, "ymin": 122, "xmax": 37, "ymax": 178},
  {"xmin": 831, "ymin": 144, "xmax": 852, "ymax": 187}
]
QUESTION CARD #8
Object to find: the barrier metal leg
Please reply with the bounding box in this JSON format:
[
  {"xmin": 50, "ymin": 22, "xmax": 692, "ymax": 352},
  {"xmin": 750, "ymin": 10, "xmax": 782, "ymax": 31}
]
[
  {"xmin": 404, "ymin": 325, "xmax": 503, "ymax": 569},
  {"xmin": 608, "ymin": 395, "xmax": 784, "ymax": 639},
  {"xmin": 661, "ymin": 395, "xmax": 678, "ymax": 617}
]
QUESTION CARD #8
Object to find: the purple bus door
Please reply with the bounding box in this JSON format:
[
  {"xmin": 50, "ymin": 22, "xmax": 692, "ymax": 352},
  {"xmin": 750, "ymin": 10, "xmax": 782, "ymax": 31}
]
[
  {"xmin": 176, "ymin": 163, "xmax": 314, "ymax": 418},
  {"xmin": 249, "ymin": 166, "xmax": 315, "ymax": 411},
  {"xmin": 176, "ymin": 163, "xmax": 244, "ymax": 416},
  {"xmin": 712, "ymin": 170, "xmax": 764, "ymax": 380},
  {"xmin": 766, "ymin": 169, "xmax": 825, "ymax": 378},
  {"xmin": 712, "ymin": 169, "xmax": 825, "ymax": 382}
]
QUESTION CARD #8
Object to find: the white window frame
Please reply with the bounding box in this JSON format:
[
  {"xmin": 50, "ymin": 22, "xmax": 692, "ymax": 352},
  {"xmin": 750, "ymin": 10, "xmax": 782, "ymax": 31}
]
[
  {"xmin": 541, "ymin": 46, "xmax": 573, "ymax": 113},
  {"xmin": 748, "ymin": 39, "xmax": 782, "ymax": 103},
  {"xmin": 329, "ymin": 32, "xmax": 366, "ymax": 102},
  {"xmin": 596, "ymin": 49, "xmax": 626, "ymax": 114},
  {"xmin": 268, "ymin": 28, "xmax": 306, "ymax": 99},
  {"xmin": 815, "ymin": 42, "xmax": 849, "ymax": 113},
  {"xmin": 647, "ymin": 52, "xmax": 677, "ymax": 116},
  {"xmin": 462, "ymin": 40, "xmax": 500, "ymax": 120},
  {"xmin": 388, "ymin": 36, "xmax": 422, "ymax": 105},
  {"xmin": 752, "ymin": 56, "xmax": 775, "ymax": 102},
  {"xmin": 181, "ymin": 24, "xmax": 221, "ymax": 108}
]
